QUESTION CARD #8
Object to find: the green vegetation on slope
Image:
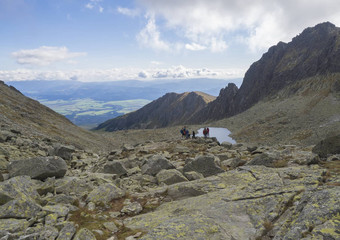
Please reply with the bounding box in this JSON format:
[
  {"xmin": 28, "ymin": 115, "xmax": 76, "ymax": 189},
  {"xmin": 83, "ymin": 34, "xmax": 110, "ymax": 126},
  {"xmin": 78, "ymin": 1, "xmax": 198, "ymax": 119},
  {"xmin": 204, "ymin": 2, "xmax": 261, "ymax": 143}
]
[{"xmin": 38, "ymin": 98, "xmax": 151, "ymax": 129}]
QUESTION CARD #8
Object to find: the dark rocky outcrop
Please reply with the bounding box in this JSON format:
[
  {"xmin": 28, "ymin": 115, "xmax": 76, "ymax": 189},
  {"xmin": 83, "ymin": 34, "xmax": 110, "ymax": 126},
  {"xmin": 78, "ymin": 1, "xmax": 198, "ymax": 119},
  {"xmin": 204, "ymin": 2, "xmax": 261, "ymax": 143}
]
[
  {"xmin": 8, "ymin": 156, "xmax": 67, "ymax": 180},
  {"xmin": 312, "ymin": 134, "xmax": 340, "ymax": 158},
  {"xmin": 95, "ymin": 91, "xmax": 215, "ymax": 131}
]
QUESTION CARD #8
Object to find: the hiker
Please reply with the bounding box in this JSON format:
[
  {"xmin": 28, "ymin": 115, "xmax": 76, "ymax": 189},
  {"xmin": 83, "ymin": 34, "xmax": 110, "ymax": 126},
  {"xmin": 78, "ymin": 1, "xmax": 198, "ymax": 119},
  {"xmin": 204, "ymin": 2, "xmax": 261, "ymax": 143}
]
[
  {"xmin": 180, "ymin": 126, "xmax": 186, "ymax": 138},
  {"xmin": 186, "ymin": 129, "xmax": 190, "ymax": 139},
  {"xmin": 203, "ymin": 127, "xmax": 207, "ymax": 138},
  {"xmin": 192, "ymin": 130, "xmax": 196, "ymax": 138},
  {"xmin": 206, "ymin": 127, "xmax": 210, "ymax": 137}
]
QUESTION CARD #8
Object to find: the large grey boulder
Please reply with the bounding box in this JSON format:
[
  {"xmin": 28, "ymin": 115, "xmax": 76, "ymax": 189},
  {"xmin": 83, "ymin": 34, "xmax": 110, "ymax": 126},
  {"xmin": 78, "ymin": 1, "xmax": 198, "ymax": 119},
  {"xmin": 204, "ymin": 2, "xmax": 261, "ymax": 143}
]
[
  {"xmin": 56, "ymin": 222, "xmax": 77, "ymax": 240},
  {"xmin": 86, "ymin": 183, "xmax": 125, "ymax": 205},
  {"xmin": 183, "ymin": 155, "xmax": 224, "ymax": 177},
  {"xmin": 141, "ymin": 155, "xmax": 175, "ymax": 176},
  {"xmin": 52, "ymin": 144, "xmax": 75, "ymax": 161},
  {"xmin": 100, "ymin": 161, "xmax": 128, "ymax": 177},
  {"xmin": 246, "ymin": 153, "xmax": 275, "ymax": 167},
  {"xmin": 8, "ymin": 156, "xmax": 67, "ymax": 180},
  {"xmin": 0, "ymin": 176, "xmax": 42, "ymax": 219},
  {"xmin": 312, "ymin": 134, "xmax": 340, "ymax": 158},
  {"xmin": 55, "ymin": 177, "xmax": 94, "ymax": 197},
  {"xmin": 73, "ymin": 228, "xmax": 96, "ymax": 240},
  {"xmin": 156, "ymin": 169, "xmax": 188, "ymax": 185}
]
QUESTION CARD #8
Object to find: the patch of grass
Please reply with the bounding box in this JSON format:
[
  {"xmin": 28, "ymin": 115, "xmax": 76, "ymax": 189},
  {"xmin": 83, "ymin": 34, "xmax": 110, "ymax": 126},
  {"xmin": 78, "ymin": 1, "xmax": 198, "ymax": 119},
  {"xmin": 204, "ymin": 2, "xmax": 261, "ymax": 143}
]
[
  {"xmin": 116, "ymin": 225, "xmax": 145, "ymax": 240},
  {"xmin": 272, "ymin": 159, "xmax": 289, "ymax": 168}
]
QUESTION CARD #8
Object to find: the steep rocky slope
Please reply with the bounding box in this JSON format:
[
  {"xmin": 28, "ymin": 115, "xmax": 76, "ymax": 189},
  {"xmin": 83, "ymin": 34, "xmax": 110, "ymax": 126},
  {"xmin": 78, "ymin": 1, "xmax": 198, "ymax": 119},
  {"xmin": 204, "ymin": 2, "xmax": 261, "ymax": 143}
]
[
  {"xmin": 212, "ymin": 73, "xmax": 340, "ymax": 146},
  {"xmin": 191, "ymin": 22, "xmax": 340, "ymax": 122},
  {"xmin": 95, "ymin": 91, "xmax": 215, "ymax": 131},
  {"xmin": 0, "ymin": 81, "xmax": 112, "ymax": 152}
]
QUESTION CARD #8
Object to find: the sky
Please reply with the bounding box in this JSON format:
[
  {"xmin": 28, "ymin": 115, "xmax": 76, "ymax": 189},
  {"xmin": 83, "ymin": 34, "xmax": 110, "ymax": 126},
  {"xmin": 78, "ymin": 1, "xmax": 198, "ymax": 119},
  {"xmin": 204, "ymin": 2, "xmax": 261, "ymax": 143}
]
[{"xmin": 1, "ymin": 0, "xmax": 340, "ymax": 83}]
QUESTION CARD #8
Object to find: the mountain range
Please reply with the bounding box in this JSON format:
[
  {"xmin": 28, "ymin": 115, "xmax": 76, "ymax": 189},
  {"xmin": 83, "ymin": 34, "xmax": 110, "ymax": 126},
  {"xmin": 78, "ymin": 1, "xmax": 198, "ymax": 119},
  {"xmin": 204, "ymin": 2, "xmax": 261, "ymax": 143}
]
[{"xmin": 97, "ymin": 22, "xmax": 340, "ymax": 146}]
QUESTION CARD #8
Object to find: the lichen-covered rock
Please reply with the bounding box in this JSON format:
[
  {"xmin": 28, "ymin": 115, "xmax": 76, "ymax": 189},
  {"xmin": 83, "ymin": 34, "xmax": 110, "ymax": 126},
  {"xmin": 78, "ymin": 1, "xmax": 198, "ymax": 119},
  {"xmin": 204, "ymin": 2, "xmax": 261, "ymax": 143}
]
[
  {"xmin": 156, "ymin": 169, "xmax": 188, "ymax": 185},
  {"xmin": 121, "ymin": 199, "xmax": 143, "ymax": 215},
  {"xmin": 8, "ymin": 156, "xmax": 67, "ymax": 180},
  {"xmin": 141, "ymin": 155, "xmax": 175, "ymax": 176},
  {"xmin": 73, "ymin": 228, "xmax": 96, "ymax": 240},
  {"xmin": 182, "ymin": 155, "xmax": 224, "ymax": 177},
  {"xmin": 56, "ymin": 222, "xmax": 77, "ymax": 240},
  {"xmin": 43, "ymin": 204, "xmax": 70, "ymax": 217},
  {"xmin": 221, "ymin": 158, "xmax": 246, "ymax": 169},
  {"xmin": 0, "ymin": 198, "xmax": 42, "ymax": 218},
  {"xmin": 273, "ymin": 188, "xmax": 340, "ymax": 239},
  {"xmin": 99, "ymin": 161, "xmax": 128, "ymax": 177},
  {"xmin": 86, "ymin": 183, "xmax": 125, "ymax": 205},
  {"xmin": 0, "ymin": 176, "xmax": 42, "ymax": 218},
  {"xmin": 0, "ymin": 219, "xmax": 29, "ymax": 234},
  {"xmin": 39, "ymin": 226, "xmax": 59, "ymax": 240},
  {"xmin": 125, "ymin": 165, "xmax": 330, "ymax": 240},
  {"xmin": 55, "ymin": 177, "xmax": 94, "ymax": 197},
  {"xmin": 183, "ymin": 171, "xmax": 204, "ymax": 181}
]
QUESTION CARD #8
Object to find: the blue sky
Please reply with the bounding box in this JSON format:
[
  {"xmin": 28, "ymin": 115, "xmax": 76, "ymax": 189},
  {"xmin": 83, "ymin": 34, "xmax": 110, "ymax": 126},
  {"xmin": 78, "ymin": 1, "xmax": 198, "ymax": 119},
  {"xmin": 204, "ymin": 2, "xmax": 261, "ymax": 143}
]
[{"xmin": 1, "ymin": 0, "xmax": 340, "ymax": 82}]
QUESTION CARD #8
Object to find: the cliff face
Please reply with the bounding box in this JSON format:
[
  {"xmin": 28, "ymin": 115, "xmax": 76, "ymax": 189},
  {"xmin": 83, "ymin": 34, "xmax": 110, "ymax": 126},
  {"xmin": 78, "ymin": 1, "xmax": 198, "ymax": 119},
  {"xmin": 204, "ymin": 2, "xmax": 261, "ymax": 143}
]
[
  {"xmin": 191, "ymin": 22, "xmax": 340, "ymax": 123},
  {"xmin": 95, "ymin": 91, "xmax": 215, "ymax": 131}
]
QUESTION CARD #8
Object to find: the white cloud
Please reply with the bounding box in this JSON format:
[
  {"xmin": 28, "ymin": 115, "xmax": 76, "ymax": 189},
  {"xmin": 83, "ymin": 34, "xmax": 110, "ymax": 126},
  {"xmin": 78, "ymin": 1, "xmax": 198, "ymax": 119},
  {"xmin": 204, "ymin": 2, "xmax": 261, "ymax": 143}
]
[
  {"xmin": 137, "ymin": 13, "xmax": 170, "ymax": 51},
  {"xmin": 117, "ymin": 7, "xmax": 140, "ymax": 17},
  {"xmin": 185, "ymin": 43, "xmax": 206, "ymax": 51},
  {"xmin": 11, "ymin": 46, "xmax": 87, "ymax": 66},
  {"xmin": 137, "ymin": 0, "xmax": 340, "ymax": 52},
  {"xmin": 85, "ymin": 0, "xmax": 103, "ymax": 13},
  {"xmin": 85, "ymin": 3, "xmax": 94, "ymax": 9},
  {"xmin": 0, "ymin": 66, "xmax": 245, "ymax": 82}
]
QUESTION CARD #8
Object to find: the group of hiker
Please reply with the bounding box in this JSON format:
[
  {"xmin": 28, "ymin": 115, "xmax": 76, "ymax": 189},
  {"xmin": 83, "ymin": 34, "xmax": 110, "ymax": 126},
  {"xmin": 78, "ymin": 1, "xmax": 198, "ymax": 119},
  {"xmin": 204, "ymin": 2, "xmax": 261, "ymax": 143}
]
[
  {"xmin": 180, "ymin": 126, "xmax": 209, "ymax": 139},
  {"xmin": 180, "ymin": 126, "xmax": 194, "ymax": 139}
]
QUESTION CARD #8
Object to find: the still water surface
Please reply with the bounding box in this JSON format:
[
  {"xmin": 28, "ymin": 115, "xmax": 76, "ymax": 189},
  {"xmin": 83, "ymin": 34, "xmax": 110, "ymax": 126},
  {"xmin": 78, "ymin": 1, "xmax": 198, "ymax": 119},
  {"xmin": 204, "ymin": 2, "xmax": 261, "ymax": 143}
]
[{"xmin": 196, "ymin": 127, "xmax": 236, "ymax": 144}]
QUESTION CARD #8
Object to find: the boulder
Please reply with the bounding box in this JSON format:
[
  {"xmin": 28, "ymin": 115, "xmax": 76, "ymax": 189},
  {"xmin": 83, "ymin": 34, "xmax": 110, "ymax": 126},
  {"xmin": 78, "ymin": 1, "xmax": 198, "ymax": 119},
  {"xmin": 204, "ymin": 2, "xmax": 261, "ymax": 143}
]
[
  {"xmin": 156, "ymin": 169, "xmax": 188, "ymax": 185},
  {"xmin": 73, "ymin": 228, "xmax": 96, "ymax": 240},
  {"xmin": 183, "ymin": 155, "xmax": 224, "ymax": 177},
  {"xmin": 0, "ymin": 219, "xmax": 30, "ymax": 234},
  {"xmin": 312, "ymin": 134, "xmax": 340, "ymax": 158},
  {"xmin": 246, "ymin": 153, "xmax": 275, "ymax": 167},
  {"xmin": 141, "ymin": 155, "xmax": 175, "ymax": 176},
  {"xmin": 53, "ymin": 144, "xmax": 76, "ymax": 161},
  {"xmin": 86, "ymin": 183, "xmax": 125, "ymax": 205},
  {"xmin": 8, "ymin": 156, "xmax": 67, "ymax": 180},
  {"xmin": 56, "ymin": 222, "xmax": 76, "ymax": 240},
  {"xmin": 221, "ymin": 158, "xmax": 246, "ymax": 169},
  {"xmin": 183, "ymin": 171, "xmax": 204, "ymax": 181},
  {"xmin": 220, "ymin": 141, "xmax": 233, "ymax": 149},
  {"xmin": 39, "ymin": 226, "xmax": 59, "ymax": 240},
  {"xmin": 55, "ymin": 177, "xmax": 94, "ymax": 197},
  {"xmin": 121, "ymin": 199, "xmax": 143, "ymax": 215},
  {"xmin": 99, "ymin": 161, "xmax": 128, "ymax": 177}
]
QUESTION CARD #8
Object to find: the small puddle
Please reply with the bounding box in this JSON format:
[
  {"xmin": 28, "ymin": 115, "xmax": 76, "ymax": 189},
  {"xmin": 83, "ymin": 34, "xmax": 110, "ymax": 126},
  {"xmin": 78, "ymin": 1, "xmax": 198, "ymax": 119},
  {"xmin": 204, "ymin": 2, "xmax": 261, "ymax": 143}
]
[{"xmin": 196, "ymin": 127, "xmax": 236, "ymax": 144}]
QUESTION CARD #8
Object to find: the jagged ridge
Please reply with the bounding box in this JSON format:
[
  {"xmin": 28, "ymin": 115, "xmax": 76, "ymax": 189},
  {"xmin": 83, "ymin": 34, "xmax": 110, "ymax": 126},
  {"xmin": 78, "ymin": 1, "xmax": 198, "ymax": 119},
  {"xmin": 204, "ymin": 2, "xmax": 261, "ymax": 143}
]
[
  {"xmin": 190, "ymin": 22, "xmax": 340, "ymax": 123},
  {"xmin": 95, "ymin": 91, "xmax": 215, "ymax": 131}
]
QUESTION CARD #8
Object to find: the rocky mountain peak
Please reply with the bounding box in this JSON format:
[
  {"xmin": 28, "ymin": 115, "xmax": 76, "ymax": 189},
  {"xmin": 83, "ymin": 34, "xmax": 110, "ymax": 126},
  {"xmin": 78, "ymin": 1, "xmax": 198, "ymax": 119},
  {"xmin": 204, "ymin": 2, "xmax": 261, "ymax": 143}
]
[
  {"xmin": 95, "ymin": 91, "xmax": 216, "ymax": 131},
  {"xmin": 190, "ymin": 22, "xmax": 340, "ymax": 123}
]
